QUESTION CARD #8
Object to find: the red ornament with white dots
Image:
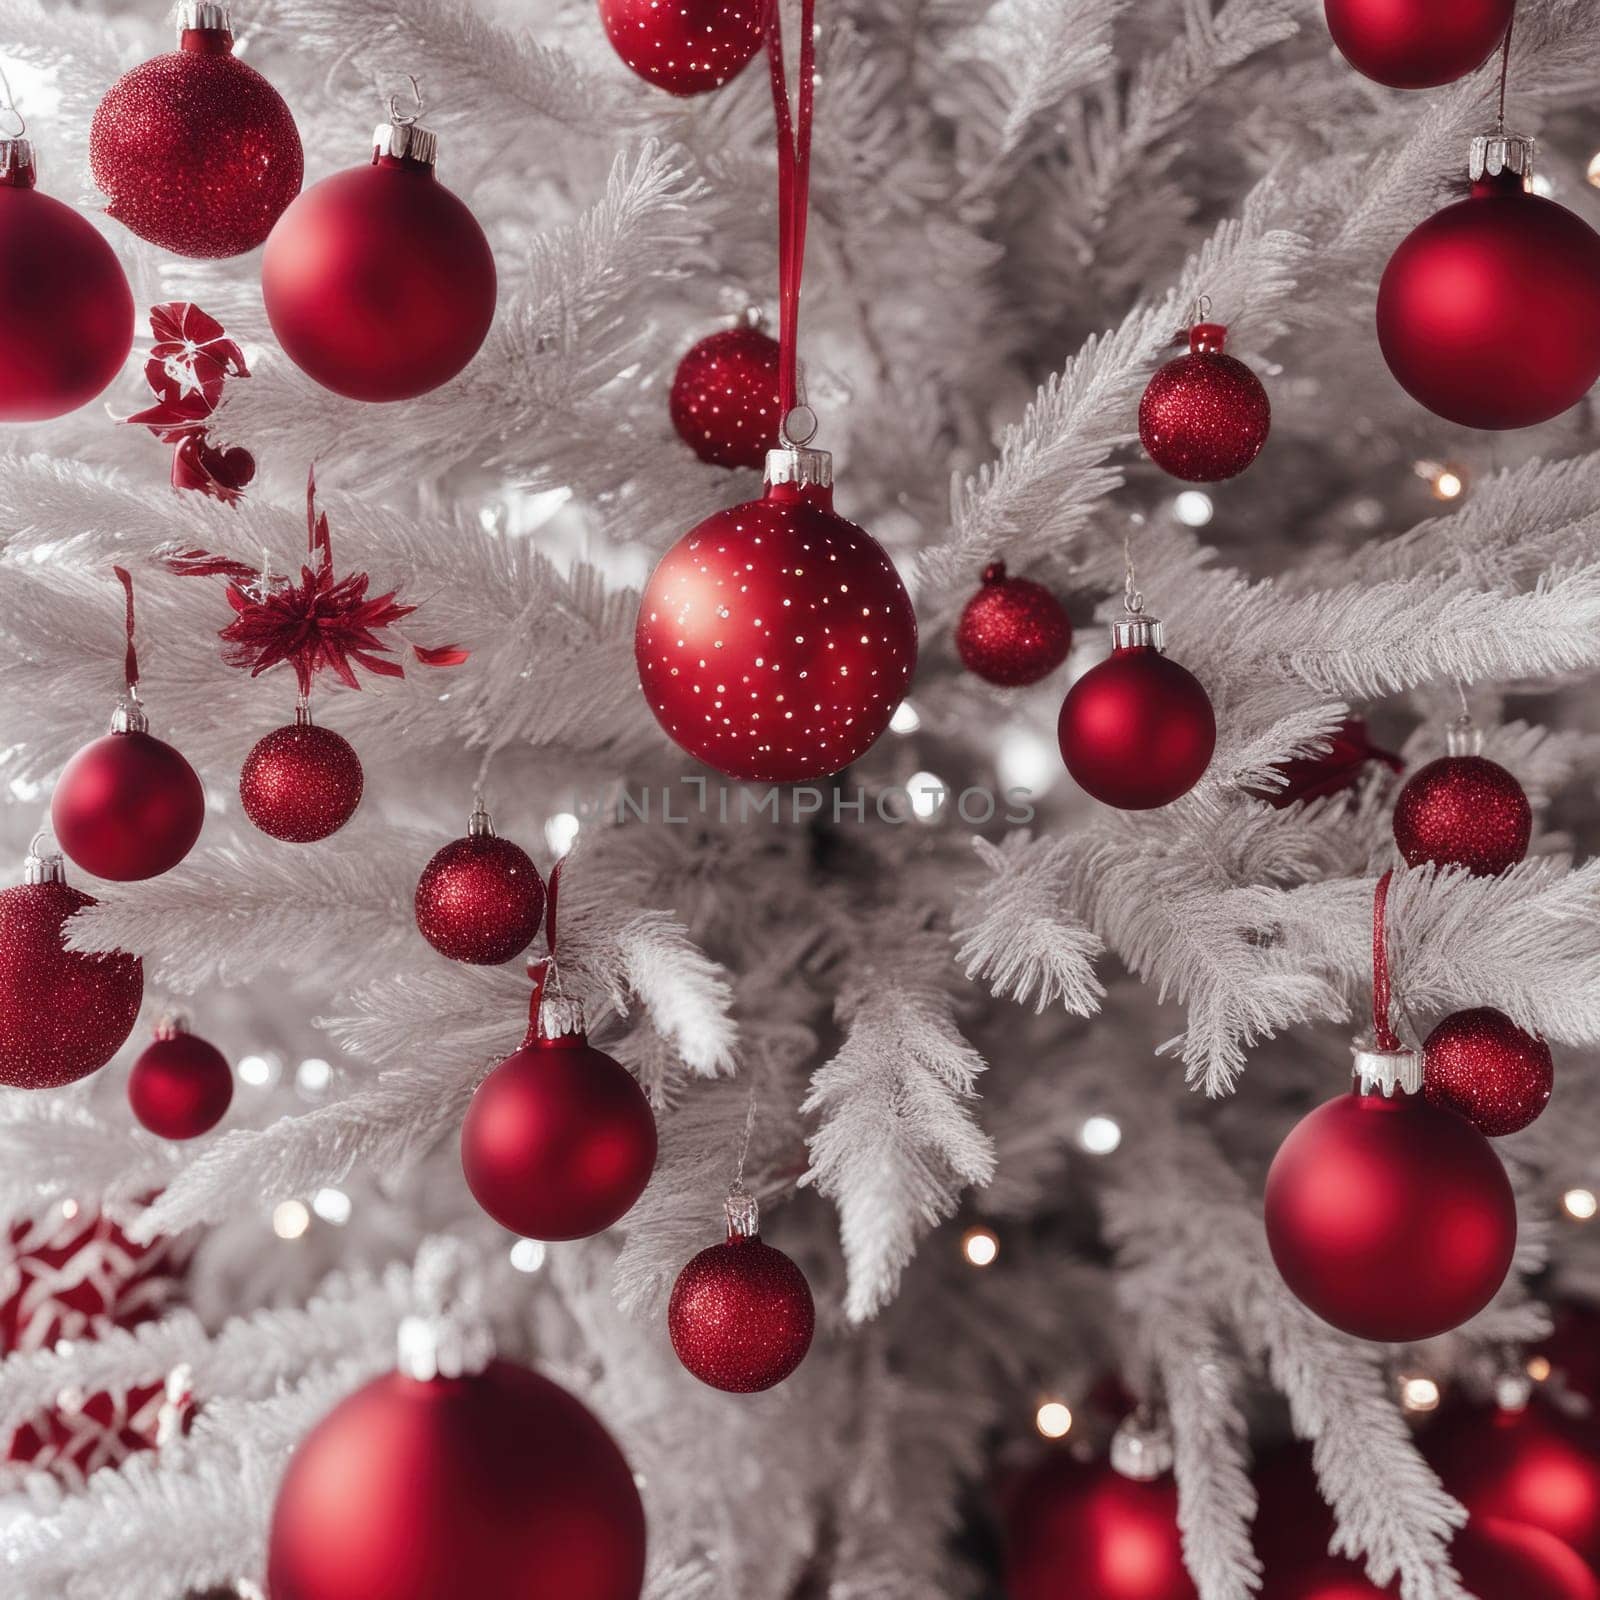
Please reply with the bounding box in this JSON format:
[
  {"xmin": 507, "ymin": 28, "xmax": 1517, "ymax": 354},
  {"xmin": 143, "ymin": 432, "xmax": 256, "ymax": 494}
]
[
  {"xmin": 1423, "ymin": 1006, "xmax": 1553, "ymax": 1136},
  {"xmin": 635, "ymin": 437, "xmax": 918, "ymax": 783},
  {"xmin": 597, "ymin": 0, "xmax": 766, "ymax": 95},
  {"xmin": 956, "ymin": 562, "xmax": 1072, "ymax": 687},
  {"xmin": 1138, "ymin": 320, "xmax": 1270, "ymax": 483},
  {"xmin": 670, "ymin": 320, "xmax": 782, "ymax": 469},
  {"xmin": 1392, "ymin": 716, "xmax": 1530, "ymax": 876}
]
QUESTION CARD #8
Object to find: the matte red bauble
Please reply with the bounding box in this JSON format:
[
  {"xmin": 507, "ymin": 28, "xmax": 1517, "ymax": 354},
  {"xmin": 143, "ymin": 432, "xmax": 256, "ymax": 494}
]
[
  {"xmin": 636, "ymin": 446, "xmax": 917, "ymax": 783},
  {"xmin": 670, "ymin": 322, "xmax": 782, "ymax": 469},
  {"xmin": 239, "ymin": 715, "xmax": 363, "ymax": 843},
  {"xmin": 89, "ymin": 8, "xmax": 303, "ymax": 258},
  {"xmin": 1392, "ymin": 720, "xmax": 1530, "ymax": 876},
  {"xmin": 1058, "ymin": 609, "xmax": 1214, "ymax": 809},
  {"xmin": 1324, "ymin": 0, "xmax": 1514, "ymax": 88},
  {"xmin": 1138, "ymin": 322, "xmax": 1270, "ymax": 483},
  {"xmin": 0, "ymin": 850, "xmax": 143, "ymax": 1091},
  {"xmin": 415, "ymin": 803, "xmax": 545, "ymax": 966},
  {"xmin": 598, "ymin": 0, "xmax": 765, "ymax": 95},
  {"xmin": 668, "ymin": 1195, "xmax": 814, "ymax": 1392},
  {"xmin": 1377, "ymin": 146, "xmax": 1600, "ymax": 429},
  {"xmin": 1003, "ymin": 1453, "xmax": 1197, "ymax": 1600},
  {"xmin": 1423, "ymin": 1006, "xmax": 1552, "ymax": 1136},
  {"xmin": 268, "ymin": 1359, "xmax": 646, "ymax": 1600},
  {"xmin": 127, "ymin": 1020, "xmax": 232, "ymax": 1140},
  {"xmin": 262, "ymin": 118, "xmax": 496, "ymax": 401},
  {"xmin": 956, "ymin": 562, "xmax": 1073, "ymax": 687},
  {"xmin": 0, "ymin": 141, "xmax": 133, "ymax": 422},
  {"xmin": 1539, "ymin": 1303, "xmax": 1600, "ymax": 1411}
]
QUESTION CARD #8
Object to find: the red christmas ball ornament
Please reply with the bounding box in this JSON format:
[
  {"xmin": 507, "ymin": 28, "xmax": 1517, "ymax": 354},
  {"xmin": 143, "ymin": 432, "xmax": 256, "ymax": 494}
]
[
  {"xmin": 127, "ymin": 1017, "xmax": 233, "ymax": 1141},
  {"xmin": 1392, "ymin": 716, "xmax": 1530, "ymax": 876},
  {"xmin": 239, "ymin": 709, "xmax": 363, "ymax": 843},
  {"xmin": 598, "ymin": 0, "xmax": 765, "ymax": 95},
  {"xmin": 1249, "ymin": 717, "xmax": 1403, "ymax": 809},
  {"xmin": 1057, "ymin": 603, "xmax": 1215, "ymax": 809},
  {"xmin": 1378, "ymin": 137, "xmax": 1600, "ymax": 429},
  {"xmin": 1324, "ymin": 0, "xmax": 1515, "ymax": 88},
  {"xmin": 0, "ymin": 138, "xmax": 134, "ymax": 422},
  {"xmin": 89, "ymin": 3, "xmax": 303, "ymax": 259},
  {"xmin": 956, "ymin": 562, "xmax": 1073, "ymax": 687},
  {"xmin": 0, "ymin": 846, "xmax": 143, "ymax": 1091},
  {"xmin": 1138, "ymin": 321, "xmax": 1270, "ymax": 483},
  {"xmin": 262, "ymin": 111, "xmax": 496, "ymax": 402},
  {"xmin": 1423, "ymin": 1006, "xmax": 1553, "ymax": 1136},
  {"xmin": 636, "ymin": 438, "xmax": 917, "ymax": 783},
  {"xmin": 1538, "ymin": 1303, "xmax": 1600, "ymax": 1412},
  {"xmin": 670, "ymin": 319, "xmax": 782, "ymax": 469},
  {"xmin": 415, "ymin": 800, "xmax": 546, "ymax": 966},
  {"xmin": 668, "ymin": 1193, "xmax": 815, "ymax": 1393}
]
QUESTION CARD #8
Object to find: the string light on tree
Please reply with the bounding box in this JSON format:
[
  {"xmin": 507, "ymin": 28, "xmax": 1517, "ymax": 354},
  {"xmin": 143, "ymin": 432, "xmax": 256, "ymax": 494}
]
[
  {"xmin": 962, "ymin": 1226, "xmax": 999, "ymax": 1267},
  {"xmin": 1564, "ymin": 1188, "xmax": 1598, "ymax": 1222},
  {"xmin": 1033, "ymin": 1400, "xmax": 1073, "ymax": 1440},
  {"xmin": 1415, "ymin": 460, "xmax": 1466, "ymax": 499},
  {"xmin": 1400, "ymin": 1375, "xmax": 1442, "ymax": 1413}
]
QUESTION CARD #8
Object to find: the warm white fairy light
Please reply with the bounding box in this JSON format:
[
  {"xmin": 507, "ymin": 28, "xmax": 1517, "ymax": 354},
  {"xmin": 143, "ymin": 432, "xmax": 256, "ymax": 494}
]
[
  {"xmin": 1432, "ymin": 468, "xmax": 1464, "ymax": 500},
  {"xmin": 545, "ymin": 812, "xmax": 580, "ymax": 857},
  {"xmin": 1173, "ymin": 490, "xmax": 1214, "ymax": 527},
  {"xmin": 296, "ymin": 1057, "xmax": 332, "ymax": 1093},
  {"xmin": 1589, "ymin": 152, "xmax": 1600, "ymax": 188},
  {"xmin": 1527, "ymin": 1355, "xmax": 1553, "ymax": 1382},
  {"xmin": 908, "ymin": 771, "xmax": 947, "ymax": 821},
  {"xmin": 997, "ymin": 728, "xmax": 1059, "ymax": 796},
  {"xmin": 60, "ymin": 1198, "xmax": 79, "ymax": 1221},
  {"xmin": 1563, "ymin": 1187, "xmax": 1597, "ymax": 1221},
  {"xmin": 272, "ymin": 1200, "xmax": 311, "ymax": 1240},
  {"xmin": 311, "ymin": 1188, "xmax": 351, "ymax": 1225},
  {"xmin": 509, "ymin": 1238, "xmax": 547, "ymax": 1274},
  {"xmin": 1400, "ymin": 1375, "xmax": 1440, "ymax": 1413},
  {"xmin": 962, "ymin": 1226, "xmax": 999, "ymax": 1267},
  {"xmin": 1079, "ymin": 1115, "xmax": 1122, "ymax": 1155},
  {"xmin": 1035, "ymin": 1400, "xmax": 1073, "ymax": 1439},
  {"xmin": 890, "ymin": 701, "xmax": 921, "ymax": 734},
  {"xmin": 238, "ymin": 1054, "xmax": 274, "ymax": 1087}
]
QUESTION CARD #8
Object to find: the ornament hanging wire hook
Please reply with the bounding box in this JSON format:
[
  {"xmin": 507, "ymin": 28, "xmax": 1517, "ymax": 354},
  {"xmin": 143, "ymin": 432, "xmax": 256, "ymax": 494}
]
[
  {"xmin": 386, "ymin": 73, "xmax": 424, "ymax": 127},
  {"xmin": 1123, "ymin": 533, "xmax": 1143, "ymax": 616},
  {"xmin": 1190, "ymin": 292, "xmax": 1212, "ymax": 327},
  {"xmin": 0, "ymin": 63, "xmax": 25, "ymax": 139},
  {"xmin": 731, "ymin": 1080, "xmax": 758, "ymax": 1196},
  {"xmin": 1495, "ymin": 10, "xmax": 1515, "ymax": 133}
]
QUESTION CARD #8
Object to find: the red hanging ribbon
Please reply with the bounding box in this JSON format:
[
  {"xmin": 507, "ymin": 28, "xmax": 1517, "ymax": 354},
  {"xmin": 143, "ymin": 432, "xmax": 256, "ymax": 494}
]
[
  {"xmin": 112, "ymin": 566, "xmax": 139, "ymax": 692},
  {"xmin": 521, "ymin": 858, "xmax": 565, "ymax": 1043},
  {"xmin": 1371, "ymin": 868, "xmax": 1400, "ymax": 1052},
  {"xmin": 765, "ymin": 0, "xmax": 817, "ymax": 421}
]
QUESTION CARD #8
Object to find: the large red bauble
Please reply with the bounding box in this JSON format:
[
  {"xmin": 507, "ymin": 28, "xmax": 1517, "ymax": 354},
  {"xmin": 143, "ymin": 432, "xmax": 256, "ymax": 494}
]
[
  {"xmin": 1138, "ymin": 323, "xmax": 1269, "ymax": 483},
  {"xmin": 239, "ymin": 721, "xmax": 363, "ymax": 843},
  {"xmin": 127, "ymin": 1025, "xmax": 233, "ymax": 1141},
  {"xmin": 1002, "ymin": 1453, "xmax": 1197, "ymax": 1600},
  {"xmin": 1264, "ymin": 1087, "xmax": 1515, "ymax": 1341},
  {"xmin": 670, "ymin": 324, "xmax": 782, "ymax": 469},
  {"xmin": 89, "ymin": 22, "xmax": 303, "ymax": 258},
  {"xmin": 1377, "ymin": 178, "xmax": 1600, "ymax": 429},
  {"xmin": 0, "ymin": 869, "xmax": 143, "ymax": 1090},
  {"xmin": 52, "ymin": 729, "xmax": 205, "ymax": 882},
  {"xmin": 0, "ymin": 155, "xmax": 134, "ymax": 422},
  {"xmin": 635, "ymin": 475, "xmax": 918, "ymax": 783},
  {"xmin": 262, "ymin": 153, "xmax": 496, "ymax": 402},
  {"xmin": 668, "ymin": 1231, "xmax": 815, "ymax": 1392},
  {"xmin": 956, "ymin": 562, "xmax": 1073, "ymax": 687},
  {"xmin": 1324, "ymin": 0, "xmax": 1514, "ymax": 88},
  {"xmin": 415, "ymin": 830, "xmax": 545, "ymax": 966},
  {"xmin": 267, "ymin": 1359, "xmax": 646, "ymax": 1600},
  {"xmin": 1423, "ymin": 1006, "xmax": 1553, "ymax": 1136},
  {"xmin": 461, "ymin": 1029, "xmax": 657, "ymax": 1241},
  {"xmin": 598, "ymin": 0, "xmax": 765, "ymax": 95},
  {"xmin": 1391, "ymin": 754, "xmax": 1530, "ymax": 876},
  {"xmin": 1058, "ymin": 645, "xmax": 1215, "ymax": 809}
]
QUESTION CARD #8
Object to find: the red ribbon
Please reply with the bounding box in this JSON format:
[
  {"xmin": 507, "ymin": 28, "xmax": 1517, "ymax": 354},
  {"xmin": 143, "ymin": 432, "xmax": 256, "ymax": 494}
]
[
  {"xmin": 765, "ymin": 0, "xmax": 817, "ymax": 421},
  {"xmin": 1371, "ymin": 868, "xmax": 1399, "ymax": 1052},
  {"xmin": 112, "ymin": 566, "xmax": 139, "ymax": 692}
]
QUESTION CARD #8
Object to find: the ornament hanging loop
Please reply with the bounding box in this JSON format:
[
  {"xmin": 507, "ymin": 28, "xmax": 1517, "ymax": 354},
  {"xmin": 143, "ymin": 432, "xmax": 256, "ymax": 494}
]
[
  {"xmin": 386, "ymin": 73, "xmax": 425, "ymax": 127},
  {"xmin": 1356, "ymin": 868, "xmax": 1421, "ymax": 1094},
  {"xmin": 0, "ymin": 62, "xmax": 26, "ymax": 139},
  {"xmin": 779, "ymin": 402, "xmax": 817, "ymax": 449}
]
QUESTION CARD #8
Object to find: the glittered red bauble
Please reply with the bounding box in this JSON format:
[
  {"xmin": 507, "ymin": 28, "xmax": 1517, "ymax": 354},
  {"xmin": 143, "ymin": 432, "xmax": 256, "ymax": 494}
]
[
  {"xmin": 598, "ymin": 0, "xmax": 765, "ymax": 95},
  {"xmin": 262, "ymin": 145, "xmax": 496, "ymax": 402},
  {"xmin": 1324, "ymin": 0, "xmax": 1514, "ymax": 88},
  {"xmin": 670, "ymin": 323, "xmax": 782, "ymax": 469},
  {"xmin": 1423, "ymin": 1006, "xmax": 1553, "ymax": 1136},
  {"xmin": 956, "ymin": 562, "xmax": 1072, "ymax": 687},
  {"xmin": 1003, "ymin": 1454, "xmax": 1197, "ymax": 1600},
  {"xmin": 668, "ymin": 1231, "xmax": 815, "ymax": 1392},
  {"xmin": 0, "ymin": 154, "xmax": 134, "ymax": 422},
  {"xmin": 52, "ymin": 729, "xmax": 205, "ymax": 882},
  {"xmin": 1377, "ymin": 177, "xmax": 1600, "ymax": 429},
  {"xmin": 461, "ymin": 1029, "xmax": 657, "ymax": 1241},
  {"xmin": 1058, "ymin": 639, "xmax": 1215, "ymax": 810},
  {"xmin": 636, "ymin": 471, "xmax": 918, "ymax": 783},
  {"xmin": 127, "ymin": 1026, "xmax": 232, "ymax": 1141},
  {"xmin": 89, "ymin": 23, "xmax": 303, "ymax": 258},
  {"xmin": 415, "ymin": 825, "xmax": 545, "ymax": 966},
  {"xmin": 1139, "ymin": 323, "xmax": 1270, "ymax": 483},
  {"xmin": 1392, "ymin": 754, "xmax": 1530, "ymax": 876},
  {"xmin": 267, "ymin": 1359, "xmax": 646, "ymax": 1600},
  {"xmin": 1264, "ymin": 1087, "xmax": 1516, "ymax": 1341},
  {"xmin": 239, "ymin": 720, "xmax": 363, "ymax": 843},
  {"xmin": 0, "ymin": 865, "xmax": 143, "ymax": 1090}
]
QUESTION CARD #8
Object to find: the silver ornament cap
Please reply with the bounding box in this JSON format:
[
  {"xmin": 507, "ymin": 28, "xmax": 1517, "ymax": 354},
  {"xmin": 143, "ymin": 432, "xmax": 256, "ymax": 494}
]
[
  {"xmin": 396, "ymin": 1238, "xmax": 494, "ymax": 1382},
  {"xmin": 373, "ymin": 120, "xmax": 439, "ymax": 168},
  {"xmin": 1110, "ymin": 607, "xmax": 1164, "ymax": 651},
  {"xmin": 1352, "ymin": 1043, "xmax": 1422, "ymax": 1097},
  {"xmin": 1445, "ymin": 713, "xmax": 1485, "ymax": 758},
  {"xmin": 175, "ymin": 1, "xmax": 231, "ymax": 32},
  {"xmin": 21, "ymin": 844, "xmax": 65, "ymax": 886},
  {"xmin": 1110, "ymin": 1410, "xmax": 1176, "ymax": 1482},
  {"xmin": 1470, "ymin": 131, "xmax": 1535, "ymax": 184}
]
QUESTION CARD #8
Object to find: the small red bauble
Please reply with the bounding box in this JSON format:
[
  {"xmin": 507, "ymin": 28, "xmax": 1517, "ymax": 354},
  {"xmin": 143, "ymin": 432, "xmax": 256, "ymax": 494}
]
[
  {"xmin": 1392, "ymin": 721, "xmax": 1530, "ymax": 876},
  {"xmin": 1324, "ymin": 0, "xmax": 1514, "ymax": 88},
  {"xmin": 670, "ymin": 322, "xmax": 782, "ymax": 469},
  {"xmin": 0, "ymin": 141, "xmax": 133, "ymax": 422},
  {"xmin": 1378, "ymin": 150, "xmax": 1600, "ymax": 430},
  {"xmin": 1138, "ymin": 322, "xmax": 1270, "ymax": 483},
  {"xmin": 415, "ymin": 803, "xmax": 546, "ymax": 966},
  {"xmin": 668, "ymin": 1196, "xmax": 815, "ymax": 1392},
  {"xmin": 598, "ymin": 0, "xmax": 766, "ymax": 95},
  {"xmin": 636, "ymin": 447, "xmax": 918, "ymax": 783},
  {"xmin": 1539, "ymin": 1303, "xmax": 1600, "ymax": 1412},
  {"xmin": 1058, "ymin": 609, "xmax": 1214, "ymax": 809},
  {"xmin": 127, "ymin": 1019, "xmax": 233, "ymax": 1140},
  {"xmin": 956, "ymin": 562, "xmax": 1073, "ymax": 687},
  {"xmin": 1423, "ymin": 1006, "xmax": 1552, "ymax": 1136},
  {"xmin": 0, "ymin": 849, "xmax": 143, "ymax": 1091},
  {"xmin": 262, "ymin": 119, "xmax": 496, "ymax": 402},
  {"xmin": 89, "ymin": 12, "xmax": 303, "ymax": 258},
  {"xmin": 239, "ymin": 715, "xmax": 363, "ymax": 843},
  {"xmin": 268, "ymin": 1359, "xmax": 646, "ymax": 1600}
]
